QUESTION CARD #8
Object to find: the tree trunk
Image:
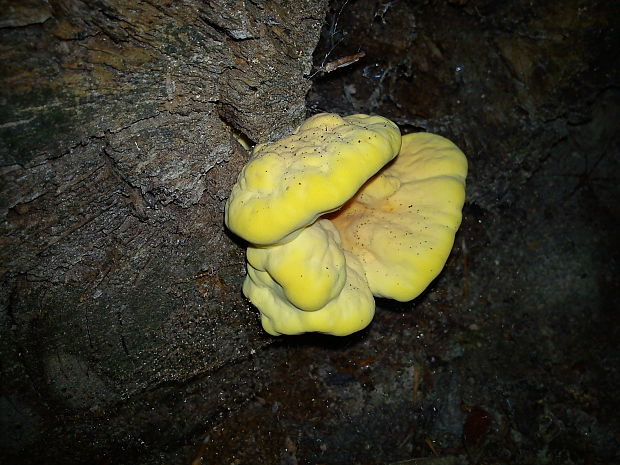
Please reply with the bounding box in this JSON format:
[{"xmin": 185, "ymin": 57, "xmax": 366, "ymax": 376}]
[{"xmin": 0, "ymin": 1, "xmax": 327, "ymax": 463}]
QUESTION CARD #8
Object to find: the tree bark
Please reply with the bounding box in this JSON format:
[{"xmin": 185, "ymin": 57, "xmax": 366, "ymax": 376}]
[{"xmin": 0, "ymin": 1, "xmax": 327, "ymax": 463}]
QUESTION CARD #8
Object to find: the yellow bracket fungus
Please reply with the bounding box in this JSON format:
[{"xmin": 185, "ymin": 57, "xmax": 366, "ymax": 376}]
[
  {"xmin": 244, "ymin": 220, "xmax": 375, "ymax": 336},
  {"xmin": 330, "ymin": 132, "xmax": 468, "ymax": 301},
  {"xmin": 225, "ymin": 113, "xmax": 401, "ymax": 245},
  {"xmin": 224, "ymin": 113, "xmax": 467, "ymax": 336}
]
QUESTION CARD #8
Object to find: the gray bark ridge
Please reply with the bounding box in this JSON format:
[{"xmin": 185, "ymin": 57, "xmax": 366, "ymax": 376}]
[{"xmin": 0, "ymin": 0, "xmax": 328, "ymax": 462}]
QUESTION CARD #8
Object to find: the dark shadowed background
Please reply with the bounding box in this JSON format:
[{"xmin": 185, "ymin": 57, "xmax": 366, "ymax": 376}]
[{"xmin": 1, "ymin": 1, "xmax": 618, "ymax": 464}]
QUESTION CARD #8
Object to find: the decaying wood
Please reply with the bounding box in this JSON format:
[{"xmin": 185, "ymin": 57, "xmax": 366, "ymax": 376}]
[{"xmin": 0, "ymin": 1, "xmax": 328, "ymax": 462}]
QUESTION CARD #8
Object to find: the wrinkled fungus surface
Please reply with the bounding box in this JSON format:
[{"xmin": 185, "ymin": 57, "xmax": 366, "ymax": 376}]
[{"xmin": 225, "ymin": 113, "xmax": 467, "ymax": 336}]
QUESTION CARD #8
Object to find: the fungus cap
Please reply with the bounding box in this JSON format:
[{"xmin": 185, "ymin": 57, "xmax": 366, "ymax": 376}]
[
  {"xmin": 246, "ymin": 219, "xmax": 347, "ymax": 312},
  {"xmin": 243, "ymin": 220, "xmax": 375, "ymax": 336},
  {"xmin": 225, "ymin": 113, "xmax": 401, "ymax": 245},
  {"xmin": 330, "ymin": 132, "xmax": 468, "ymax": 301}
]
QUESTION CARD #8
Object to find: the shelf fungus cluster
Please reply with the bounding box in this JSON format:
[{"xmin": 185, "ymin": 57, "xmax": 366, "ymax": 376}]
[{"xmin": 225, "ymin": 113, "xmax": 467, "ymax": 336}]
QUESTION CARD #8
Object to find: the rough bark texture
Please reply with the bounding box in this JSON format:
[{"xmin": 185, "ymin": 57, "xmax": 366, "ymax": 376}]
[
  {"xmin": 3, "ymin": 0, "xmax": 620, "ymax": 464},
  {"xmin": 197, "ymin": 1, "xmax": 620, "ymax": 463},
  {"xmin": 0, "ymin": 1, "xmax": 327, "ymax": 463}
]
